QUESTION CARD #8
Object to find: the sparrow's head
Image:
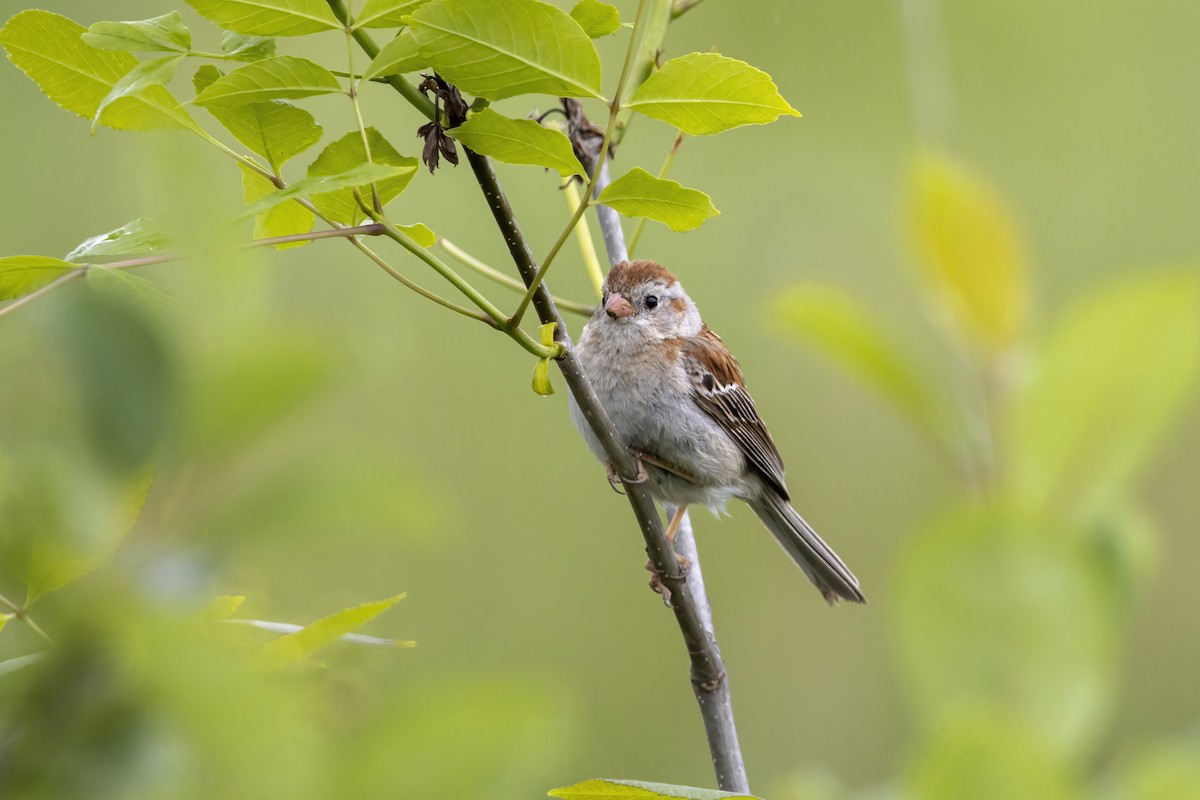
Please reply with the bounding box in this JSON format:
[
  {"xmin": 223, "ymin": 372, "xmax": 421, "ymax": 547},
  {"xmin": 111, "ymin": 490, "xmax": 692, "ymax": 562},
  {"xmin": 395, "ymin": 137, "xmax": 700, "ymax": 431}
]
[{"xmin": 597, "ymin": 260, "xmax": 700, "ymax": 340}]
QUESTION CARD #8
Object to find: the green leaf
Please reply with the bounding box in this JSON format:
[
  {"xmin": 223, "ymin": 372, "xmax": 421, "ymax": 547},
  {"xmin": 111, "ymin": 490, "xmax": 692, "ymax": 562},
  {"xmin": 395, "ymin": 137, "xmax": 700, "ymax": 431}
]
[
  {"xmin": 184, "ymin": 0, "xmax": 341, "ymax": 36},
  {"xmin": 906, "ymin": 151, "xmax": 1029, "ymax": 350},
  {"xmin": 550, "ymin": 779, "xmax": 757, "ymax": 800},
  {"xmin": 625, "ymin": 53, "xmax": 799, "ymax": 136},
  {"xmin": 220, "ymin": 31, "xmax": 277, "ymax": 61},
  {"xmin": 307, "ymin": 129, "xmax": 419, "ymax": 224},
  {"xmin": 450, "ymin": 109, "xmax": 584, "ymax": 177},
  {"xmin": 207, "ymin": 94, "xmax": 323, "ymax": 173},
  {"xmin": 399, "ymin": 223, "xmax": 436, "ymax": 247},
  {"xmin": 82, "ymin": 12, "xmax": 193, "ymax": 53},
  {"xmin": 195, "ymin": 55, "xmax": 342, "ymax": 107},
  {"xmin": 407, "ymin": 0, "xmax": 603, "ymax": 100},
  {"xmin": 596, "ymin": 167, "xmax": 718, "ymax": 232},
  {"xmin": 771, "ymin": 284, "xmax": 939, "ymax": 431},
  {"xmin": 0, "ymin": 10, "xmax": 197, "ymax": 133},
  {"xmin": 361, "ymin": 29, "xmax": 425, "ymax": 80},
  {"xmin": 532, "ymin": 358, "xmax": 554, "ymax": 395},
  {"xmin": 257, "ymin": 593, "xmax": 407, "ymax": 668},
  {"xmin": 907, "ymin": 714, "xmax": 1081, "ymax": 800},
  {"xmin": 0, "ymin": 614, "xmax": 10, "ymax": 635},
  {"xmin": 240, "ymin": 165, "xmax": 316, "ymax": 247},
  {"xmin": 85, "ymin": 268, "xmax": 176, "ymax": 316},
  {"xmin": 570, "ymin": 0, "xmax": 620, "ymax": 37},
  {"xmin": 243, "ymin": 161, "xmax": 415, "ymax": 217},
  {"xmin": 91, "ymin": 54, "xmax": 184, "ymax": 134},
  {"xmin": 0, "ymin": 256, "xmax": 78, "ymax": 300},
  {"xmin": 193, "ymin": 63, "xmax": 222, "ymax": 94},
  {"xmin": 67, "ymin": 218, "xmax": 172, "ymax": 262},
  {"xmin": 206, "ymin": 594, "xmax": 247, "ymax": 618},
  {"xmin": 894, "ymin": 506, "xmax": 1114, "ymax": 760},
  {"xmin": 356, "ymin": 0, "xmax": 430, "ymax": 28},
  {"xmin": 1010, "ymin": 272, "xmax": 1200, "ymax": 516}
]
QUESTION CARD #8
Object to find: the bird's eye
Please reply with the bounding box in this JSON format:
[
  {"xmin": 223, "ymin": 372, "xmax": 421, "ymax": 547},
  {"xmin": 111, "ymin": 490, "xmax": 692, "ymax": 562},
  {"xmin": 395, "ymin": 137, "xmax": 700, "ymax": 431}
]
[{"xmin": 644, "ymin": 295, "xmax": 658, "ymax": 310}]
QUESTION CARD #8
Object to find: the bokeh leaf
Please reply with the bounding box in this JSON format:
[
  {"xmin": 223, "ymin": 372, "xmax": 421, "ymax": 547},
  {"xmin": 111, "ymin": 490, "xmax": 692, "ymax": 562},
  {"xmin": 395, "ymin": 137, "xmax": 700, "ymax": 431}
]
[
  {"xmin": 257, "ymin": 594, "xmax": 407, "ymax": 668},
  {"xmin": 356, "ymin": 0, "xmax": 430, "ymax": 28},
  {"xmin": 240, "ymin": 165, "xmax": 316, "ymax": 246},
  {"xmin": 67, "ymin": 218, "xmax": 173, "ymax": 262},
  {"xmin": 596, "ymin": 168, "xmax": 719, "ymax": 232},
  {"xmin": 184, "ymin": 0, "xmax": 341, "ymax": 36},
  {"xmin": 570, "ymin": 0, "xmax": 621, "ymax": 38},
  {"xmin": 894, "ymin": 506, "xmax": 1114, "ymax": 760},
  {"xmin": 361, "ymin": 29, "xmax": 425, "ymax": 80},
  {"xmin": 407, "ymin": 0, "xmax": 604, "ymax": 100},
  {"xmin": 551, "ymin": 779, "xmax": 757, "ymax": 799},
  {"xmin": 1114, "ymin": 738, "xmax": 1200, "ymax": 800},
  {"xmin": 1010, "ymin": 271, "xmax": 1200, "ymax": 515},
  {"xmin": 85, "ymin": 268, "xmax": 176, "ymax": 316},
  {"xmin": 307, "ymin": 129, "xmax": 419, "ymax": 224},
  {"xmin": 0, "ymin": 10, "xmax": 196, "ymax": 133},
  {"xmin": 906, "ymin": 151, "xmax": 1029, "ymax": 349},
  {"xmin": 907, "ymin": 714, "xmax": 1081, "ymax": 800},
  {"xmin": 772, "ymin": 284, "xmax": 940, "ymax": 432},
  {"xmin": 82, "ymin": 12, "xmax": 193, "ymax": 53},
  {"xmin": 625, "ymin": 53, "xmax": 800, "ymax": 135},
  {"xmin": 450, "ymin": 108, "xmax": 585, "ymax": 177},
  {"xmin": 194, "ymin": 55, "xmax": 341, "ymax": 107},
  {"xmin": 0, "ymin": 256, "xmax": 78, "ymax": 300}
]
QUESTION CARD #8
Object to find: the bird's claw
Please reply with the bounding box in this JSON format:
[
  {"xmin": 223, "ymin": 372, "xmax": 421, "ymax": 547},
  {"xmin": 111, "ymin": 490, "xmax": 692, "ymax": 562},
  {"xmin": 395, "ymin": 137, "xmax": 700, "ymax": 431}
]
[
  {"xmin": 606, "ymin": 458, "xmax": 648, "ymax": 494},
  {"xmin": 644, "ymin": 551, "xmax": 692, "ymax": 606}
]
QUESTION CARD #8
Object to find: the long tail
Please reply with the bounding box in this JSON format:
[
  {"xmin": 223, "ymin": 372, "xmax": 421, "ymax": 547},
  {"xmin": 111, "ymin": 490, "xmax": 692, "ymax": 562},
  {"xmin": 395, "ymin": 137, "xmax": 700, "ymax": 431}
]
[{"xmin": 748, "ymin": 492, "xmax": 866, "ymax": 605}]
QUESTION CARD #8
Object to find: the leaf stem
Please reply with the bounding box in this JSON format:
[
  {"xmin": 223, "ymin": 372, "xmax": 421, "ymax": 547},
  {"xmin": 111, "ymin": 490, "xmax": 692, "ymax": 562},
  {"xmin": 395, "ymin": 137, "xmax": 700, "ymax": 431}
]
[
  {"xmin": 563, "ymin": 180, "xmax": 605, "ymax": 299},
  {"xmin": 628, "ymin": 130, "xmax": 684, "ymax": 258},
  {"xmin": 344, "ymin": 22, "xmax": 383, "ymax": 212},
  {"xmin": 508, "ymin": 0, "xmax": 652, "ymax": 327},
  {"xmin": 438, "ymin": 237, "xmax": 595, "ymax": 317},
  {"xmin": 0, "ymin": 592, "xmax": 53, "ymax": 644}
]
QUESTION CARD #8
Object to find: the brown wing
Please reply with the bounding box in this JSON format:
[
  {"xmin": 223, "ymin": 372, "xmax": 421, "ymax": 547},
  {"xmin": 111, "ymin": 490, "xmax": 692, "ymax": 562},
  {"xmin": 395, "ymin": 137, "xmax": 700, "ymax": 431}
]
[{"xmin": 681, "ymin": 326, "xmax": 790, "ymax": 500}]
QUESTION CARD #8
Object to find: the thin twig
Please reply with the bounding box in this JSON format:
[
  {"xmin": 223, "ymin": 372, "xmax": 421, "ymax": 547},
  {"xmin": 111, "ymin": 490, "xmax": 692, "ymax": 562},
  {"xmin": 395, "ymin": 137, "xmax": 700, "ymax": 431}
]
[{"xmin": 438, "ymin": 237, "xmax": 595, "ymax": 317}]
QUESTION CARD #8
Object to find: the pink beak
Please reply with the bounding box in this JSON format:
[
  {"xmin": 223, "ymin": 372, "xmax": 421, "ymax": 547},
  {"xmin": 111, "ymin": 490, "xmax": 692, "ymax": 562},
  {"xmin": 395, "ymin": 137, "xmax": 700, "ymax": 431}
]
[{"xmin": 604, "ymin": 292, "xmax": 635, "ymax": 319}]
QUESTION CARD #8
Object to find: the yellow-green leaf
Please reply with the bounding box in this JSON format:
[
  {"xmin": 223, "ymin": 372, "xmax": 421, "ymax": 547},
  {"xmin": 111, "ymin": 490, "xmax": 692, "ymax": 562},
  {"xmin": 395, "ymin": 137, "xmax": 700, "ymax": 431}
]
[
  {"xmin": 570, "ymin": 0, "xmax": 620, "ymax": 38},
  {"xmin": 532, "ymin": 358, "xmax": 554, "ymax": 395},
  {"xmin": 356, "ymin": 0, "xmax": 430, "ymax": 28},
  {"xmin": 240, "ymin": 165, "xmax": 316, "ymax": 247},
  {"xmin": 220, "ymin": 32, "xmax": 276, "ymax": 61},
  {"xmin": 625, "ymin": 53, "xmax": 799, "ymax": 136},
  {"xmin": 307, "ymin": 128, "xmax": 419, "ymax": 224},
  {"xmin": 91, "ymin": 54, "xmax": 183, "ymax": 134},
  {"xmin": 399, "ymin": 223, "xmax": 436, "ymax": 247},
  {"xmin": 244, "ymin": 161, "xmax": 415, "ymax": 217},
  {"xmin": 906, "ymin": 151, "xmax": 1029, "ymax": 350},
  {"xmin": 0, "ymin": 10, "xmax": 197, "ymax": 133},
  {"xmin": 0, "ymin": 256, "xmax": 78, "ymax": 300},
  {"xmin": 361, "ymin": 29, "xmax": 425, "ymax": 80},
  {"xmin": 194, "ymin": 55, "xmax": 341, "ymax": 107},
  {"xmin": 550, "ymin": 779, "xmax": 757, "ymax": 800},
  {"xmin": 67, "ymin": 218, "xmax": 173, "ymax": 262},
  {"xmin": 450, "ymin": 109, "xmax": 585, "ymax": 177},
  {"xmin": 257, "ymin": 593, "xmax": 407, "ymax": 668},
  {"xmin": 83, "ymin": 12, "xmax": 193, "ymax": 53},
  {"xmin": 206, "ymin": 594, "xmax": 246, "ymax": 618},
  {"xmin": 207, "ymin": 94, "xmax": 323, "ymax": 173},
  {"xmin": 184, "ymin": 0, "xmax": 341, "ymax": 36},
  {"xmin": 596, "ymin": 168, "xmax": 719, "ymax": 232},
  {"xmin": 407, "ymin": 0, "xmax": 603, "ymax": 100}
]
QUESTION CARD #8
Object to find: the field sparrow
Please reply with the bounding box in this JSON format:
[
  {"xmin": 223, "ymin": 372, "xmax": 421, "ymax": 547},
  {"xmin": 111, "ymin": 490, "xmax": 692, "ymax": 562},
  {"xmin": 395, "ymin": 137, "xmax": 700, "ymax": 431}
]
[{"xmin": 569, "ymin": 260, "xmax": 865, "ymax": 605}]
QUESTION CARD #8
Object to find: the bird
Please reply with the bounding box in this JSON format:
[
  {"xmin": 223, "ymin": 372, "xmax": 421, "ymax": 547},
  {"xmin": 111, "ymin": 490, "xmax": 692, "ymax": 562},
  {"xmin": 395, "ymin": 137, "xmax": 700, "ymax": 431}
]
[{"xmin": 568, "ymin": 259, "xmax": 865, "ymax": 605}]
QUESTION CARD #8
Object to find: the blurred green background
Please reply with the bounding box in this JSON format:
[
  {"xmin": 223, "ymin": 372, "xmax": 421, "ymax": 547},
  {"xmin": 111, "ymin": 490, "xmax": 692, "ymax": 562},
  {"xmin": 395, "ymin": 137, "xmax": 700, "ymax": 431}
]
[{"xmin": 1, "ymin": 1, "xmax": 1199, "ymax": 798}]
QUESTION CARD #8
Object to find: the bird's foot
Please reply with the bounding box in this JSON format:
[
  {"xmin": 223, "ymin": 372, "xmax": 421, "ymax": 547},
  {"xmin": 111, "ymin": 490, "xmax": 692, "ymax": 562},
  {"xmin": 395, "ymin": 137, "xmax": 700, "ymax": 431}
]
[
  {"xmin": 643, "ymin": 551, "xmax": 692, "ymax": 607},
  {"xmin": 606, "ymin": 457, "xmax": 648, "ymax": 494}
]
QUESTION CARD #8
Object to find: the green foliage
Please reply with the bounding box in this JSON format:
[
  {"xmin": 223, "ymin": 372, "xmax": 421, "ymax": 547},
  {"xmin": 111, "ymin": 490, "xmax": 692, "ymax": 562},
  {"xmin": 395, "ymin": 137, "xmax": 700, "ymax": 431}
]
[
  {"xmin": 201, "ymin": 76, "xmax": 324, "ymax": 173},
  {"xmin": 240, "ymin": 165, "xmax": 317, "ymax": 243},
  {"xmin": 257, "ymin": 593, "xmax": 407, "ymax": 668},
  {"xmin": 220, "ymin": 31, "xmax": 277, "ymax": 61},
  {"xmin": 90, "ymin": 53, "xmax": 184, "ymax": 133},
  {"xmin": 625, "ymin": 53, "xmax": 800, "ymax": 135},
  {"xmin": 195, "ymin": 55, "xmax": 342, "ymax": 107},
  {"xmin": 0, "ymin": 256, "xmax": 78, "ymax": 299},
  {"xmin": 361, "ymin": 29, "xmax": 425, "ymax": 80},
  {"xmin": 596, "ymin": 168, "xmax": 719, "ymax": 232},
  {"xmin": 356, "ymin": 0, "xmax": 430, "ymax": 28},
  {"xmin": 550, "ymin": 779, "xmax": 757, "ymax": 799},
  {"xmin": 67, "ymin": 218, "xmax": 173, "ymax": 262},
  {"xmin": 305, "ymin": 129, "xmax": 419, "ymax": 223},
  {"xmin": 82, "ymin": 12, "xmax": 193, "ymax": 53},
  {"xmin": 570, "ymin": 0, "xmax": 621, "ymax": 38},
  {"xmin": 451, "ymin": 109, "xmax": 586, "ymax": 178},
  {"xmin": 407, "ymin": 0, "xmax": 604, "ymax": 100},
  {"xmin": 0, "ymin": 10, "xmax": 195, "ymax": 132},
  {"xmin": 184, "ymin": 0, "xmax": 341, "ymax": 36}
]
